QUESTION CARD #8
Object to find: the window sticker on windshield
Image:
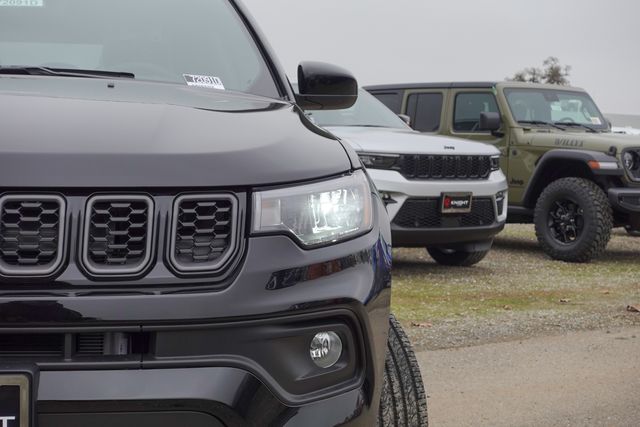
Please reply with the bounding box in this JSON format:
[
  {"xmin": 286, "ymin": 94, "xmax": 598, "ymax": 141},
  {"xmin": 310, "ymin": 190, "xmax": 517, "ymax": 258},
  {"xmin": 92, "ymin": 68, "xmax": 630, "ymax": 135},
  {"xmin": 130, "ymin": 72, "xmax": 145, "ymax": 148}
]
[
  {"xmin": 0, "ymin": 0, "xmax": 44, "ymax": 6},
  {"xmin": 591, "ymin": 117, "xmax": 602, "ymax": 125},
  {"xmin": 183, "ymin": 74, "xmax": 225, "ymax": 90}
]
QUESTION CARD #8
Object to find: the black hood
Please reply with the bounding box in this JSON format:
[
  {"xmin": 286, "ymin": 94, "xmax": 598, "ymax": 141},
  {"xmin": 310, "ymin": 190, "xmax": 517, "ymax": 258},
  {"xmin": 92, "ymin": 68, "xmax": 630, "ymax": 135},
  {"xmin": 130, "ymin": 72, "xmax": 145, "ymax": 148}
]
[{"xmin": 0, "ymin": 76, "xmax": 351, "ymax": 188}]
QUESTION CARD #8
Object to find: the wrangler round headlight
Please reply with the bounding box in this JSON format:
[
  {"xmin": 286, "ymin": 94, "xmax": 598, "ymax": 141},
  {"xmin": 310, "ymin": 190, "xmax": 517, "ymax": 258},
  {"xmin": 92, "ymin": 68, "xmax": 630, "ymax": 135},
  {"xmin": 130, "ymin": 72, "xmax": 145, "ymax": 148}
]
[
  {"xmin": 252, "ymin": 170, "xmax": 373, "ymax": 247},
  {"xmin": 623, "ymin": 151, "xmax": 639, "ymax": 171}
]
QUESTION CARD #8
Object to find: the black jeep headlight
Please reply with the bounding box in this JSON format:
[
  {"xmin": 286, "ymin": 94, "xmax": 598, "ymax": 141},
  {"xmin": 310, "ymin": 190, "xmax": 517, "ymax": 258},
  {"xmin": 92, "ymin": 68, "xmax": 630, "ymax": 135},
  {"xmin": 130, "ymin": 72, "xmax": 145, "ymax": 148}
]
[
  {"xmin": 623, "ymin": 150, "xmax": 639, "ymax": 172},
  {"xmin": 358, "ymin": 153, "xmax": 399, "ymax": 170},
  {"xmin": 252, "ymin": 170, "xmax": 373, "ymax": 247},
  {"xmin": 490, "ymin": 155, "xmax": 501, "ymax": 171}
]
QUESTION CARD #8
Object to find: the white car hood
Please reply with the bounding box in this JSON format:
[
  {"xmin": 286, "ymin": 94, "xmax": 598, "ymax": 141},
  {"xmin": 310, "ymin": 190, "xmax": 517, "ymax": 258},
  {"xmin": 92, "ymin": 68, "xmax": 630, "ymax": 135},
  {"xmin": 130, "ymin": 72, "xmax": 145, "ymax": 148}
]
[{"xmin": 325, "ymin": 126, "xmax": 500, "ymax": 156}]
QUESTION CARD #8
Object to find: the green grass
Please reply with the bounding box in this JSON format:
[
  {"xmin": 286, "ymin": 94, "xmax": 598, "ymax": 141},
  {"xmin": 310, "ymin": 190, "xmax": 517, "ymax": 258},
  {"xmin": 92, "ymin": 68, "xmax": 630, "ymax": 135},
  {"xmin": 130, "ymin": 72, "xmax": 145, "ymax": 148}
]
[{"xmin": 391, "ymin": 225, "xmax": 640, "ymax": 324}]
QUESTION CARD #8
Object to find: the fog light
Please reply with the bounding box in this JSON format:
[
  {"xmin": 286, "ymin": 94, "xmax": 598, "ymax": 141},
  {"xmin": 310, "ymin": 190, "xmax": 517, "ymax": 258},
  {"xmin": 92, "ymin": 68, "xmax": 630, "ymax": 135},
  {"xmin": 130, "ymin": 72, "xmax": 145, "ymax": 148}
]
[{"xmin": 310, "ymin": 331, "xmax": 343, "ymax": 368}]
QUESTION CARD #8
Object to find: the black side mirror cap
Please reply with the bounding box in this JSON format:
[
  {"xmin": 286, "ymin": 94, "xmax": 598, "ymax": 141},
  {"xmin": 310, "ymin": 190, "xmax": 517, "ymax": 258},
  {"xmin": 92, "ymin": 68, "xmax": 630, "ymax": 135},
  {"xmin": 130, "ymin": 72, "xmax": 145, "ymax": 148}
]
[
  {"xmin": 296, "ymin": 61, "xmax": 358, "ymax": 110},
  {"xmin": 479, "ymin": 111, "xmax": 501, "ymax": 132}
]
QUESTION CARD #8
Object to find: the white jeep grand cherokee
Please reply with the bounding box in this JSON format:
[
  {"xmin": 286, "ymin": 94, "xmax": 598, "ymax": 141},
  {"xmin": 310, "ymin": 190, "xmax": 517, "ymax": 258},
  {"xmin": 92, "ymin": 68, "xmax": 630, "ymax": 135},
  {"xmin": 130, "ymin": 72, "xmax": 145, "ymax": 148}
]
[{"xmin": 308, "ymin": 89, "xmax": 508, "ymax": 266}]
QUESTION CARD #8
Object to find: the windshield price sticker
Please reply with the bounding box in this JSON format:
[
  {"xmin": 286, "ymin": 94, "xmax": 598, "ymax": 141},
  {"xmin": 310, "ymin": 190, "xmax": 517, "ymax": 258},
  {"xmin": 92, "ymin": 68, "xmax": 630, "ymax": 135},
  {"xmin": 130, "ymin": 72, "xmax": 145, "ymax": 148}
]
[
  {"xmin": 0, "ymin": 0, "xmax": 44, "ymax": 6},
  {"xmin": 183, "ymin": 74, "xmax": 225, "ymax": 90}
]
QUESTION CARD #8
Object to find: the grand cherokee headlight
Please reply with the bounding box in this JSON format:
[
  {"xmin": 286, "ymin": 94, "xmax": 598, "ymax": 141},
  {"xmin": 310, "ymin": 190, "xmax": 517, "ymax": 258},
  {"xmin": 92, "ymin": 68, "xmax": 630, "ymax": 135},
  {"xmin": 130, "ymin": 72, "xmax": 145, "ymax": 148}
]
[
  {"xmin": 252, "ymin": 170, "xmax": 373, "ymax": 247},
  {"xmin": 490, "ymin": 155, "xmax": 501, "ymax": 171},
  {"xmin": 358, "ymin": 153, "xmax": 399, "ymax": 170}
]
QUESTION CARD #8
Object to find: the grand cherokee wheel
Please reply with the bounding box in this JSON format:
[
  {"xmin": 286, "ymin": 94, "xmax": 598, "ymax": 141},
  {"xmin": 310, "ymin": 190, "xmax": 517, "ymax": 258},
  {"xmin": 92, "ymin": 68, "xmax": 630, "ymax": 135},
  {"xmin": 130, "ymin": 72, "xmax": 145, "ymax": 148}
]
[
  {"xmin": 426, "ymin": 247, "xmax": 489, "ymax": 267},
  {"xmin": 378, "ymin": 314, "xmax": 428, "ymax": 427},
  {"xmin": 534, "ymin": 177, "xmax": 612, "ymax": 262}
]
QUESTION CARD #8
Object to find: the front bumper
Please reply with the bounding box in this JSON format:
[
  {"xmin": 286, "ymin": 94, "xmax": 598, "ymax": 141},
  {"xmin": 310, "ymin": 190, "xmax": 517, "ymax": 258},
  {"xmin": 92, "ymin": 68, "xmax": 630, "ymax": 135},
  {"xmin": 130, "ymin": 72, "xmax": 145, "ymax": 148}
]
[
  {"xmin": 36, "ymin": 345, "xmax": 371, "ymax": 427},
  {"xmin": 367, "ymin": 168, "xmax": 508, "ymax": 223},
  {"xmin": 0, "ymin": 197, "xmax": 392, "ymax": 426},
  {"xmin": 392, "ymin": 221, "xmax": 505, "ymax": 249},
  {"xmin": 37, "ymin": 368, "xmax": 370, "ymax": 426},
  {"xmin": 367, "ymin": 169, "xmax": 508, "ymax": 247},
  {"xmin": 609, "ymin": 187, "xmax": 640, "ymax": 214}
]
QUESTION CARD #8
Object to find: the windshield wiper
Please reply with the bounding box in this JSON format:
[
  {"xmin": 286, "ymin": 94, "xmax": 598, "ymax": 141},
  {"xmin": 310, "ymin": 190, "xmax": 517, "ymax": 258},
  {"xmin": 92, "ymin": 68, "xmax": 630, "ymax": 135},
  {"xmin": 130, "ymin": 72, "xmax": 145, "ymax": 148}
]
[
  {"xmin": 0, "ymin": 66, "xmax": 135, "ymax": 79},
  {"xmin": 553, "ymin": 122, "xmax": 598, "ymax": 133},
  {"xmin": 518, "ymin": 120, "xmax": 566, "ymax": 131}
]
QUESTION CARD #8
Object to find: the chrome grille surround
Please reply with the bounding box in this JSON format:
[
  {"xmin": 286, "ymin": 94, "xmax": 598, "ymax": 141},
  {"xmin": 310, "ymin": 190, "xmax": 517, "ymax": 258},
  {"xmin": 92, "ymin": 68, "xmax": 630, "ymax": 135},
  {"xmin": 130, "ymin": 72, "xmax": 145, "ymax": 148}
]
[
  {"xmin": 82, "ymin": 195, "xmax": 155, "ymax": 276},
  {"xmin": 0, "ymin": 194, "xmax": 66, "ymax": 277}
]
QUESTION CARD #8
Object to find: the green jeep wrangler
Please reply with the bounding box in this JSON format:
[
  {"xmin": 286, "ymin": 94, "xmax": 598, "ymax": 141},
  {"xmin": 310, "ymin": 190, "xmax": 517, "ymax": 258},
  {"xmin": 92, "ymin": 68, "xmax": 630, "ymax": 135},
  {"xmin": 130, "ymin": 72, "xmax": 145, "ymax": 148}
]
[{"xmin": 366, "ymin": 82, "xmax": 640, "ymax": 262}]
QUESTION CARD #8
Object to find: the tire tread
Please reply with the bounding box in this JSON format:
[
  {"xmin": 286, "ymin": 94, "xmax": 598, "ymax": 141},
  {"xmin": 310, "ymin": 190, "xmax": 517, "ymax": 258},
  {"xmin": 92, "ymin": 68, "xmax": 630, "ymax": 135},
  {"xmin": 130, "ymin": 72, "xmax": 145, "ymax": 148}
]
[
  {"xmin": 534, "ymin": 177, "xmax": 612, "ymax": 263},
  {"xmin": 378, "ymin": 315, "xmax": 428, "ymax": 427}
]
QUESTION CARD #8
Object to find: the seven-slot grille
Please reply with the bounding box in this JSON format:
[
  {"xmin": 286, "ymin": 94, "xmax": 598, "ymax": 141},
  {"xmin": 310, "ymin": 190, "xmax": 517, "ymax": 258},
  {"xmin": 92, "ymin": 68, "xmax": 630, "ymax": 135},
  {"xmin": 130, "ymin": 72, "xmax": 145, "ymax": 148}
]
[
  {"xmin": 393, "ymin": 197, "xmax": 496, "ymax": 229},
  {"xmin": 82, "ymin": 195, "xmax": 154, "ymax": 275},
  {"xmin": 170, "ymin": 194, "xmax": 238, "ymax": 273},
  {"xmin": 0, "ymin": 195, "xmax": 65, "ymax": 276},
  {"xmin": 396, "ymin": 155, "xmax": 492, "ymax": 180}
]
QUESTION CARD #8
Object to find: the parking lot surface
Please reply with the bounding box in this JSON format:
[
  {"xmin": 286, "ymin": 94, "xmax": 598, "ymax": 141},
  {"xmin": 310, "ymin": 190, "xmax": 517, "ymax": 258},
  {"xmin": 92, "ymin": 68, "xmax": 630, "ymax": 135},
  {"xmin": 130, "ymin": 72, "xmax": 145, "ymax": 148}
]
[
  {"xmin": 394, "ymin": 225, "xmax": 640, "ymax": 351},
  {"xmin": 419, "ymin": 327, "xmax": 640, "ymax": 427}
]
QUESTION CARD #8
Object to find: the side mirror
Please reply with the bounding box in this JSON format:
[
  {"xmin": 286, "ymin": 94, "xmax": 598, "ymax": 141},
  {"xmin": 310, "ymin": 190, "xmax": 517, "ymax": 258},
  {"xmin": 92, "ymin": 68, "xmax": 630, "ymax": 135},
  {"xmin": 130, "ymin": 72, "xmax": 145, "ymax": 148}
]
[
  {"xmin": 398, "ymin": 114, "xmax": 411, "ymax": 126},
  {"xmin": 296, "ymin": 61, "xmax": 358, "ymax": 110},
  {"xmin": 479, "ymin": 112, "xmax": 501, "ymax": 132}
]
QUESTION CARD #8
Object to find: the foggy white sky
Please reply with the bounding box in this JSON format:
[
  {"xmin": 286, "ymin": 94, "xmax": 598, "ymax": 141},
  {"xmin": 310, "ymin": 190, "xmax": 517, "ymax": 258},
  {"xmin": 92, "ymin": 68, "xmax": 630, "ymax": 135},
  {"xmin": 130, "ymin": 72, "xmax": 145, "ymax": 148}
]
[{"xmin": 243, "ymin": 0, "xmax": 640, "ymax": 115}]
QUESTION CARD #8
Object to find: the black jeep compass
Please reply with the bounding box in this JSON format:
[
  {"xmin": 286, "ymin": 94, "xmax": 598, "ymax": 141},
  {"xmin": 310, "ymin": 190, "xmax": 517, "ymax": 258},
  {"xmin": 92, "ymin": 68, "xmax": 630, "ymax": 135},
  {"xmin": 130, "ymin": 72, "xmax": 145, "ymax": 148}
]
[{"xmin": 0, "ymin": 1, "xmax": 426, "ymax": 426}]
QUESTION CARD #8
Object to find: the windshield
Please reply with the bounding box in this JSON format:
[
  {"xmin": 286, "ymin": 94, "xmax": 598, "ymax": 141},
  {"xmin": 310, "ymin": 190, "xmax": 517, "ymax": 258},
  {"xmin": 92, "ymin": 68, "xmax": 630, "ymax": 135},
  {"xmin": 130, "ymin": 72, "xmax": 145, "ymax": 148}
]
[
  {"xmin": 308, "ymin": 89, "xmax": 409, "ymax": 129},
  {"xmin": 504, "ymin": 88, "xmax": 608, "ymax": 131},
  {"xmin": 0, "ymin": 0, "xmax": 279, "ymax": 98}
]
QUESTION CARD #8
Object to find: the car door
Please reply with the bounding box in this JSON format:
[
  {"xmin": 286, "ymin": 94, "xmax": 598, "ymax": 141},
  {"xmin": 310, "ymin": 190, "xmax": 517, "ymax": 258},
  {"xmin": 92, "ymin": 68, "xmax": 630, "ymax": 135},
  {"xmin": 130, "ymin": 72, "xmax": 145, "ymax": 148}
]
[
  {"xmin": 402, "ymin": 90, "xmax": 446, "ymax": 134},
  {"xmin": 446, "ymin": 89, "xmax": 510, "ymax": 175}
]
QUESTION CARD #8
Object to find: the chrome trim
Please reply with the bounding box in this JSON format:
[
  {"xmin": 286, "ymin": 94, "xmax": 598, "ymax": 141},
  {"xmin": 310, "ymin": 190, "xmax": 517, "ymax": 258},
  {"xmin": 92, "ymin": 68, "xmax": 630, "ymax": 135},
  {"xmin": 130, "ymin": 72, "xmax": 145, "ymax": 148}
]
[
  {"xmin": 0, "ymin": 194, "xmax": 66, "ymax": 277},
  {"xmin": 81, "ymin": 195, "xmax": 154, "ymax": 276},
  {"xmin": 169, "ymin": 194, "xmax": 239, "ymax": 274}
]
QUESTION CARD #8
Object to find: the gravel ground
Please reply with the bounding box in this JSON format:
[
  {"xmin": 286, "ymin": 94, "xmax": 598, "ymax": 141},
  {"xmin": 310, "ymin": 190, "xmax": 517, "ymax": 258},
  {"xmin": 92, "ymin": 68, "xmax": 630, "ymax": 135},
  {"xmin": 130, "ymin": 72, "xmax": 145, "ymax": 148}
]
[
  {"xmin": 419, "ymin": 327, "xmax": 640, "ymax": 427},
  {"xmin": 392, "ymin": 225, "xmax": 640, "ymax": 351}
]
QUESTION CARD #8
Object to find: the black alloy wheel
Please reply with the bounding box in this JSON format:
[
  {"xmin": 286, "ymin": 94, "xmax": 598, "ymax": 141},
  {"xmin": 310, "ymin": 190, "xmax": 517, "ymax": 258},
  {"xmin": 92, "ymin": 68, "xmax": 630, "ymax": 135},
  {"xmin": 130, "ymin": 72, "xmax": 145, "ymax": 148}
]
[
  {"xmin": 534, "ymin": 177, "xmax": 612, "ymax": 263},
  {"xmin": 547, "ymin": 199, "xmax": 584, "ymax": 244}
]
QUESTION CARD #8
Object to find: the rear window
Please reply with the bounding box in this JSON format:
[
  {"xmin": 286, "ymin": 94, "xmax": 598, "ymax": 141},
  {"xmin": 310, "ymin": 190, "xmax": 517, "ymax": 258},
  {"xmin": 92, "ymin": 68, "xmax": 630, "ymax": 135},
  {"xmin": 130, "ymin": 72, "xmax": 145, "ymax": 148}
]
[{"xmin": 406, "ymin": 93, "xmax": 443, "ymax": 132}]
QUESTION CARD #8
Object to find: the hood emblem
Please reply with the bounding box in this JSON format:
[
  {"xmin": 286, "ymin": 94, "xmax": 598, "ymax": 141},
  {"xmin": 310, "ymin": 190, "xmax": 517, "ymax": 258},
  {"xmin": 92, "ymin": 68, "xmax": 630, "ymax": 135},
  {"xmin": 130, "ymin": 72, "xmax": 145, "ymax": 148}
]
[{"xmin": 444, "ymin": 146, "xmax": 455, "ymax": 150}]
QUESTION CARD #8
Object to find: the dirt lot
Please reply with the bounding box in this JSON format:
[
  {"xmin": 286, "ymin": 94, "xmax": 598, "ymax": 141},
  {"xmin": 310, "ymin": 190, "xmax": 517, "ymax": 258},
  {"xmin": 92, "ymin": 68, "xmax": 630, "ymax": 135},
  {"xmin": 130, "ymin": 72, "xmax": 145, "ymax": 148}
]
[
  {"xmin": 419, "ymin": 327, "xmax": 640, "ymax": 426},
  {"xmin": 393, "ymin": 225, "xmax": 640, "ymax": 426},
  {"xmin": 392, "ymin": 225, "xmax": 640, "ymax": 351}
]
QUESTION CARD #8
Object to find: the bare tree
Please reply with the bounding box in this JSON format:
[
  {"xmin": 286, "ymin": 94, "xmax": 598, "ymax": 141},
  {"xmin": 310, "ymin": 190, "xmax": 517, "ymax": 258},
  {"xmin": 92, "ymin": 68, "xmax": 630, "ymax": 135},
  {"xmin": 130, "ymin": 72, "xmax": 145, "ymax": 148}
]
[
  {"xmin": 508, "ymin": 57, "xmax": 571, "ymax": 85},
  {"xmin": 543, "ymin": 57, "xmax": 571, "ymax": 85}
]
